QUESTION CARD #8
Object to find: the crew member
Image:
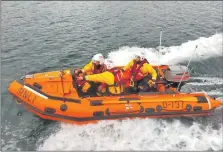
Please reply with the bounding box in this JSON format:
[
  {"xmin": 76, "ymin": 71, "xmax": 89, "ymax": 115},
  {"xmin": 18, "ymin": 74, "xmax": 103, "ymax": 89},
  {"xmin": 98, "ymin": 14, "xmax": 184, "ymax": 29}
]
[
  {"xmin": 77, "ymin": 59, "xmax": 132, "ymax": 96},
  {"xmin": 121, "ymin": 52, "xmax": 157, "ymax": 92}
]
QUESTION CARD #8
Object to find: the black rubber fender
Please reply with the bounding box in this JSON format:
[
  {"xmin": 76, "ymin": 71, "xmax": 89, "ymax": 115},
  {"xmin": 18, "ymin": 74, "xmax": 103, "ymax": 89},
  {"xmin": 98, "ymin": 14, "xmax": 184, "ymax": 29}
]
[
  {"xmin": 139, "ymin": 106, "xmax": 144, "ymax": 113},
  {"xmin": 145, "ymin": 108, "xmax": 155, "ymax": 113},
  {"xmin": 33, "ymin": 82, "xmax": 42, "ymax": 90},
  {"xmin": 105, "ymin": 108, "xmax": 110, "ymax": 116},
  {"xmin": 60, "ymin": 104, "xmax": 68, "ymax": 112},
  {"xmin": 193, "ymin": 106, "xmax": 202, "ymax": 111},
  {"xmin": 93, "ymin": 111, "xmax": 104, "ymax": 117},
  {"xmin": 156, "ymin": 105, "xmax": 162, "ymax": 112},
  {"xmin": 186, "ymin": 104, "xmax": 192, "ymax": 112},
  {"xmin": 90, "ymin": 100, "xmax": 103, "ymax": 106},
  {"xmin": 196, "ymin": 96, "xmax": 208, "ymax": 103},
  {"xmin": 44, "ymin": 107, "xmax": 56, "ymax": 114}
]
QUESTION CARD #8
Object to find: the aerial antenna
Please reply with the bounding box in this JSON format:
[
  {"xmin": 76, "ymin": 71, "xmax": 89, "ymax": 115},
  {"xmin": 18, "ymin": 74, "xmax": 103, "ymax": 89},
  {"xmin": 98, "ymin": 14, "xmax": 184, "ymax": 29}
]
[
  {"xmin": 157, "ymin": 30, "xmax": 162, "ymax": 76},
  {"xmin": 177, "ymin": 45, "xmax": 198, "ymax": 91}
]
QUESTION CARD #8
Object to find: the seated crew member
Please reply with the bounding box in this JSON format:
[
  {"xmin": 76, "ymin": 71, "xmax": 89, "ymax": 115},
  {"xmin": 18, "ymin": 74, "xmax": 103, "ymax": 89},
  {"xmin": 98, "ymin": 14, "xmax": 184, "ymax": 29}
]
[
  {"xmin": 74, "ymin": 53, "xmax": 106, "ymax": 96},
  {"xmin": 121, "ymin": 52, "xmax": 157, "ymax": 92},
  {"xmin": 76, "ymin": 59, "xmax": 132, "ymax": 96},
  {"xmin": 75, "ymin": 53, "xmax": 106, "ymax": 75}
]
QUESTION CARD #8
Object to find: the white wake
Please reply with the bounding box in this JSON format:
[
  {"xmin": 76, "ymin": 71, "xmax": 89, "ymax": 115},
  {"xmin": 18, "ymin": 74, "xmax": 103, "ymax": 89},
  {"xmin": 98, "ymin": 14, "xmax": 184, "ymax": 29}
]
[
  {"xmin": 38, "ymin": 118, "xmax": 222, "ymax": 151},
  {"xmin": 107, "ymin": 33, "xmax": 222, "ymax": 66}
]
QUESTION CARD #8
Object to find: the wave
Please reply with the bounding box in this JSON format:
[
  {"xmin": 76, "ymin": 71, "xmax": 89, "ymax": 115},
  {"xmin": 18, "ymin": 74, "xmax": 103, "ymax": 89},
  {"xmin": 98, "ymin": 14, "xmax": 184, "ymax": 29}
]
[
  {"xmin": 107, "ymin": 33, "xmax": 222, "ymax": 67},
  {"xmin": 38, "ymin": 118, "xmax": 222, "ymax": 151}
]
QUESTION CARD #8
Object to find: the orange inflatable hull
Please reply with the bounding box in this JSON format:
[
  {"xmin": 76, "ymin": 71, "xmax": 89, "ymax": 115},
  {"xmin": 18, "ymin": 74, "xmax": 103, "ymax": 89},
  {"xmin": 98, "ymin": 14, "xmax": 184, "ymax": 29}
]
[{"xmin": 8, "ymin": 66, "xmax": 222, "ymax": 125}]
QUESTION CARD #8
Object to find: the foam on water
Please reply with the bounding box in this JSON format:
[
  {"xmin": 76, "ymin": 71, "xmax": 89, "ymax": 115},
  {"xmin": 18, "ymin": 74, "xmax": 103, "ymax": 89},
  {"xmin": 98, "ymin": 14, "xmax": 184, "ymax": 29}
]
[
  {"xmin": 38, "ymin": 119, "xmax": 222, "ymax": 151},
  {"xmin": 188, "ymin": 77, "xmax": 223, "ymax": 86},
  {"xmin": 107, "ymin": 33, "xmax": 222, "ymax": 66}
]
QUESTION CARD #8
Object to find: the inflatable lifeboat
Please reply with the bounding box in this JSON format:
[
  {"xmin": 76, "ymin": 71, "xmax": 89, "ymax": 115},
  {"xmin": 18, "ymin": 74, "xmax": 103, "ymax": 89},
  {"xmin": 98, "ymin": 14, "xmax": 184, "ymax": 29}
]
[{"xmin": 8, "ymin": 65, "xmax": 222, "ymax": 125}]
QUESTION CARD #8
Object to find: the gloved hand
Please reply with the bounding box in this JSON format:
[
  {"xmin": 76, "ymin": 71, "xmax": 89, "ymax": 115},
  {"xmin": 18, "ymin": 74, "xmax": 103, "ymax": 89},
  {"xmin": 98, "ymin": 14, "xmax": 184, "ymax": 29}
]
[
  {"xmin": 74, "ymin": 69, "xmax": 82, "ymax": 74},
  {"xmin": 148, "ymin": 79, "xmax": 156, "ymax": 87},
  {"xmin": 76, "ymin": 76, "xmax": 84, "ymax": 81}
]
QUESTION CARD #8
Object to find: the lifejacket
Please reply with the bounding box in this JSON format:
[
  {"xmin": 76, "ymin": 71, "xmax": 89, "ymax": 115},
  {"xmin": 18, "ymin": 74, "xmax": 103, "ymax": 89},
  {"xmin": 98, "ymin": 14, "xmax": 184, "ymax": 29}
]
[
  {"xmin": 110, "ymin": 68, "xmax": 122, "ymax": 84},
  {"xmin": 92, "ymin": 64, "xmax": 105, "ymax": 74},
  {"xmin": 131, "ymin": 59, "xmax": 148, "ymax": 81},
  {"xmin": 75, "ymin": 70, "xmax": 85, "ymax": 87},
  {"xmin": 77, "ymin": 79, "xmax": 86, "ymax": 87},
  {"xmin": 109, "ymin": 68, "xmax": 131, "ymax": 88}
]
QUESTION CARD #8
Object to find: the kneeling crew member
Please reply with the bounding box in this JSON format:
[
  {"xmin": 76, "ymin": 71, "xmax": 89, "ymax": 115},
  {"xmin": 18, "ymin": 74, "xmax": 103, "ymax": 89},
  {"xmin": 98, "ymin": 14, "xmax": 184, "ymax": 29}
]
[{"xmin": 77, "ymin": 59, "xmax": 132, "ymax": 96}]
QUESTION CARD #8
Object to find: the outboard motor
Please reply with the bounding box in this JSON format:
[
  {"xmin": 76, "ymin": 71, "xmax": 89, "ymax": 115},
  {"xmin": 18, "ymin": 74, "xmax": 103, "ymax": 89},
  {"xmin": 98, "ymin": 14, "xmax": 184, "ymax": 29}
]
[{"xmin": 163, "ymin": 65, "xmax": 190, "ymax": 91}]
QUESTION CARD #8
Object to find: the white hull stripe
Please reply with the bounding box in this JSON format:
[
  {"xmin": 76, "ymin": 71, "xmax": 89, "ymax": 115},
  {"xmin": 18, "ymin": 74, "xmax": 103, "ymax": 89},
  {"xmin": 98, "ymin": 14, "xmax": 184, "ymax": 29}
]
[
  {"xmin": 206, "ymin": 96, "xmax": 211, "ymax": 110},
  {"xmin": 24, "ymin": 86, "xmax": 48, "ymax": 99}
]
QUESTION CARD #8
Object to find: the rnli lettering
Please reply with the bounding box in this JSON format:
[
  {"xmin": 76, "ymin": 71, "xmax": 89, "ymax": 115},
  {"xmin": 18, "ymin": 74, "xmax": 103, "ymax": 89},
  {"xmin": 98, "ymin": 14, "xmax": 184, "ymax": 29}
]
[
  {"xmin": 17, "ymin": 87, "xmax": 36, "ymax": 103},
  {"xmin": 17, "ymin": 87, "xmax": 24, "ymax": 96},
  {"xmin": 163, "ymin": 101, "xmax": 184, "ymax": 109}
]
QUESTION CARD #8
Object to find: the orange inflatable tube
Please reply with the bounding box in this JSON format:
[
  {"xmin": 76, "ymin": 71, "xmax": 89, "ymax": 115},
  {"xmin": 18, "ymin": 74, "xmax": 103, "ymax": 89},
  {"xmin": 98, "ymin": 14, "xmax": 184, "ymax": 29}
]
[{"xmin": 8, "ymin": 65, "xmax": 222, "ymax": 125}]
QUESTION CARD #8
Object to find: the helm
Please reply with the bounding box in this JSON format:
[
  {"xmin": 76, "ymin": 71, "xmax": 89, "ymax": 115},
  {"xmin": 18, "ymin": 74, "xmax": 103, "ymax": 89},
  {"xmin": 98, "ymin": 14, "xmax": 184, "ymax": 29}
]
[
  {"xmin": 104, "ymin": 59, "xmax": 114, "ymax": 70},
  {"xmin": 134, "ymin": 52, "xmax": 145, "ymax": 61},
  {"xmin": 92, "ymin": 53, "xmax": 105, "ymax": 65}
]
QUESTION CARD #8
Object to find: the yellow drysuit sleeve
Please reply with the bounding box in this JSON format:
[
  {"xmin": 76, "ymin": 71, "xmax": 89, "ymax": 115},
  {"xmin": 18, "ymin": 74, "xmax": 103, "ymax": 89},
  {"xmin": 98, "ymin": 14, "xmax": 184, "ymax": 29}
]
[
  {"xmin": 122, "ymin": 60, "xmax": 134, "ymax": 71},
  {"xmin": 141, "ymin": 63, "xmax": 157, "ymax": 80},
  {"xmin": 85, "ymin": 71, "xmax": 114, "ymax": 85},
  {"xmin": 82, "ymin": 61, "xmax": 93, "ymax": 73}
]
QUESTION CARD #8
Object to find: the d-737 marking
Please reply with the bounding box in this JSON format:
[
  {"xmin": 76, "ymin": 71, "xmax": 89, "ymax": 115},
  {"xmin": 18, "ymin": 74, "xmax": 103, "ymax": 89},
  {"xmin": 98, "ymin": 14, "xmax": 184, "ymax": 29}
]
[{"xmin": 163, "ymin": 101, "xmax": 184, "ymax": 109}]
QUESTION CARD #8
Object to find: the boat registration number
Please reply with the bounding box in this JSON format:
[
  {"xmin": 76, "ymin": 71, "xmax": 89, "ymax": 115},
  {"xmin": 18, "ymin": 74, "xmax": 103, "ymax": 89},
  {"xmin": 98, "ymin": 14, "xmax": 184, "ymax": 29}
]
[{"xmin": 162, "ymin": 101, "xmax": 184, "ymax": 109}]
